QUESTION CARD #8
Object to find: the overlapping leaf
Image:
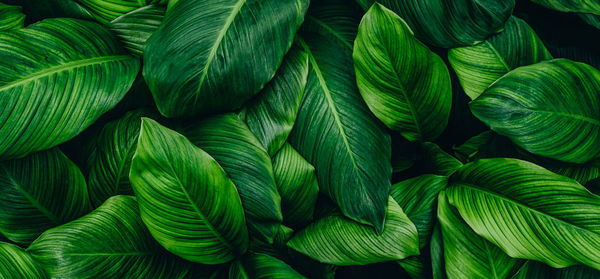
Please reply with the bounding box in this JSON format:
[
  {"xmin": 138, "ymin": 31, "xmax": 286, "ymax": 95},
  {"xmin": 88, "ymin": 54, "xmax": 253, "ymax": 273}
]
[
  {"xmin": 0, "ymin": 148, "xmax": 91, "ymax": 245},
  {"xmin": 143, "ymin": 0, "xmax": 309, "ymax": 117},
  {"xmin": 227, "ymin": 253, "xmax": 306, "ymax": 279},
  {"xmin": 182, "ymin": 113, "xmax": 282, "ymax": 243},
  {"xmin": 130, "ymin": 118, "xmax": 249, "ymax": 264},
  {"xmin": 0, "ymin": 18, "xmax": 138, "ymax": 160},
  {"xmin": 0, "ymin": 242, "xmax": 48, "ymax": 279},
  {"xmin": 449, "ymin": 16, "xmax": 552, "ymax": 100},
  {"xmin": 529, "ymin": 0, "xmax": 600, "ymax": 15},
  {"xmin": 242, "ymin": 45, "xmax": 309, "ymax": 156},
  {"xmin": 470, "ymin": 59, "xmax": 600, "ymax": 164},
  {"xmin": 76, "ymin": 0, "xmax": 164, "ymax": 23},
  {"xmin": 446, "ymin": 158, "xmax": 600, "ymax": 269},
  {"xmin": 287, "ymin": 197, "xmax": 419, "ymax": 265},
  {"xmin": 27, "ymin": 196, "xmax": 193, "ymax": 278},
  {"xmin": 353, "ymin": 4, "xmax": 451, "ymax": 141},
  {"xmin": 289, "ymin": 0, "xmax": 392, "ymax": 232},
  {"xmin": 272, "ymin": 143, "xmax": 319, "ymax": 229},
  {"xmin": 0, "ymin": 3, "xmax": 24, "ymax": 31},
  {"xmin": 357, "ymin": 0, "xmax": 515, "ymax": 48},
  {"xmin": 109, "ymin": 5, "xmax": 166, "ymax": 56}
]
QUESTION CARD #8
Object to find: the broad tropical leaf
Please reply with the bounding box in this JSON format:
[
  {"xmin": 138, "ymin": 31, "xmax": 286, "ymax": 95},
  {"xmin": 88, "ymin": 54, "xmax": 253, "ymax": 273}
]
[
  {"xmin": 130, "ymin": 118, "xmax": 249, "ymax": 264},
  {"xmin": 512, "ymin": 261, "xmax": 600, "ymax": 279},
  {"xmin": 287, "ymin": 197, "xmax": 419, "ymax": 265},
  {"xmin": 0, "ymin": 18, "xmax": 138, "ymax": 160},
  {"xmin": 27, "ymin": 196, "xmax": 194, "ymax": 278},
  {"xmin": 446, "ymin": 158, "xmax": 600, "ymax": 269},
  {"xmin": 228, "ymin": 253, "xmax": 306, "ymax": 279},
  {"xmin": 182, "ymin": 113, "xmax": 282, "ymax": 243},
  {"xmin": 470, "ymin": 59, "xmax": 600, "ymax": 164},
  {"xmin": 143, "ymin": 0, "xmax": 309, "ymax": 117},
  {"xmin": 529, "ymin": 0, "xmax": 600, "ymax": 15},
  {"xmin": 449, "ymin": 16, "xmax": 552, "ymax": 100},
  {"xmin": 413, "ymin": 142, "xmax": 463, "ymax": 176},
  {"xmin": 0, "ymin": 242, "xmax": 47, "ymax": 279},
  {"xmin": 354, "ymin": 4, "xmax": 451, "ymax": 141},
  {"xmin": 242, "ymin": 45, "xmax": 309, "ymax": 156},
  {"xmin": 398, "ymin": 256, "xmax": 428, "ymax": 279},
  {"xmin": 109, "ymin": 5, "xmax": 165, "ymax": 56},
  {"xmin": 0, "ymin": 3, "xmax": 24, "ymax": 31},
  {"xmin": 76, "ymin": 0, "xmax": 164, "ymax": 23},
  {"xmin": 430, "ymin": 224, "xmax": 446, "ymax": 279},
  {"xmin": 0, "ymin": 148, "xmax": 91, "ymax": 245},
  {"xmin": 438, "ymin": 192, "xmax": 523, "ymax": 279},
  {"xmin": 272, "ymin": 143, "xmax": 319, "ymax": 229},
  {"xmin": 579, "ymin": 13, "xmax": 600, "ymax": 29},
  {"xmin": 289, "ymin": 0, "xmax": 392, "ymax": 232},
  {"xmin": 356, "ymin": 0, "xmax": 514, "ymax": 48},
  {"xmin": 391, "ymin": 174, "xmax": 447, "ymax": 248},
  {"xmin": 87, "ymin": 109, "xmax": 155, "ymax": 208}
]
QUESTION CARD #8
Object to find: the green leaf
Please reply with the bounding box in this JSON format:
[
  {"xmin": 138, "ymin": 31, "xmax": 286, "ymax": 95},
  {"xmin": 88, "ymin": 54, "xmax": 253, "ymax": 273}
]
[
  {"xmin": 143, "ymin": 0, "xmax": 309, "ymax": 117},
  {"xmin": 391, "ymin": 174, "xmax": 447, "ymax": 249},
  {"xmin": 0, "ymin": 3, "xmax": 25, "ymax": 31},
  {"xmin": 438, "ymin": 191, "xmax": 523, "ymax": 279},
  {"xmin": 512, "ymin": 261, "xmax": 600, "ymax": 279},
  {"xmin": 357, "ymin": 0, "xmax": 514, "ymax": 48},
  {"xmin": 470, "ymin": 59, "xmax": 600, "ymax": 164},
  {"xmin": 272, "ymin": 143, "xmax": 319, "ymax": 229},
  {"xmin": 0, "ymin": 18, "xmax": 139, "ymax": 160},
  {"xmin": 287, "ymin": 197, "xmax": 419, "ymax": 265},
  {"xmin": 228, "ymin": 253, "xmax": 306, "ymax": 279},
  {"xmin": 353, "ymin": 4, "xmax": 451, "ymax": 141},
  {"xmin": 430, "ymin": 224, "xmax": 446, "ymax": 279},
  {"xmin": 182, "ymin": 113, "xmax": 282, "ymax": 243},
  {"xmin": 87, "ymin": 109, "xmax": 156, "ymax": 208},
  {"xmin": 0, "ymin": 242, "xmax": 48, "ymax": 279},
  {"xmin": 289, "ymin": 1, "xmax": 392, "ymax": 232},
  {"xmin": 579, "ymin": 13, "xmax": 600, "ymax": 29},
  {"xmin": 397, "ymin": 256, "xmax": 428, "ymax": 279},
  {"xmin": 130, "ymin": 118, "xmax": 249, "ymax": 264},
  {"xmin": 529, "ymin": 0, "xmax": 600, "ymax": 15},
  {"xmin": 27, "ymin": 196, "xmax": 194, "ymax": 278},
  {"xmin": 448, "ymin": 16, "xmax": 553, "ymax": 100},
  {"xmin": 446, "ymin": 158, "xmax": 600, "ymax": 269},
  {"xmin": 241, "ymin": 44, "xmax": 309, "ymax": 156},
  {"xmin": 414, "ymin": 143, "xmax": 463, "ymax": 176},
  {"xmin": 108, "ymin": 5, "xmax": 165, "ymax": 57},
  {"xmin": 0, "ymin": 148, "xmax": 91, "ymax": 245},
  {"xmin": 76, "ymin": 0, "xmax": 162, "ymax": 23}
]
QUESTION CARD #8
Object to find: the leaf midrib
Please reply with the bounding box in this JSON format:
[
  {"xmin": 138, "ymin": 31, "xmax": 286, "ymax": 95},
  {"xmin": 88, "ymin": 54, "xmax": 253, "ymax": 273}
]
[
  {"xmin": 0, "ymin": 55, "xmax": 132, "ymax": 92},
  {"xmin": 195, "ymin": 0, "xmax": 247, "ymax": 99},
  {"xmin": 484, "ymin": 41, "xmax": 511, "ymax": 72},
  {"xmin": 297, "ymin": 37, "xmax": 374, "ymax": 210},
  {"xmin": 307, "ymin": 16, "xmax": 353, "ymax": 51},
  {"xmin": 455, "ymin": 182, "xmax": 599, "ymax": 236},
  {"xmin": 509, "ymin": 107, "xmax": 600, "ymax": 127},
  {"xmin": 58, "ymin": 251, "xmax": 152, "ymax": 257}
]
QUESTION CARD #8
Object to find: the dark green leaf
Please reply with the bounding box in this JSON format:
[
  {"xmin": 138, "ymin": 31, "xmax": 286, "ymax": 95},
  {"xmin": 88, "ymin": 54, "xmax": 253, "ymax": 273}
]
[
  {"xmin": 27, "ymin": 196, "xmax": 194, "ymax": 278},
  {"xmin": 430, "ymin": 224, "xmax": 446, "ymax": 279},
  {"xmin": 182, "ymin": 113, "xmax": 282, "ymax": 243},
  {"xmin": 0, "ymin": 148, "xmax": 91, "ymax": 245},
  {"xmin": 108, "ymin": 5, "xmax": 165, "ymax": 57},
  {"xmin": 228, "ymin": 253, "xmax": 306, "ymax": 279},
  {"xmin": 130, "ymin": 118, "xmax": 249, "ymax": 264},
  {"xmin": 470, "ymin": 59, "xmax": 600, "ymax": 164},
  {"xmin": 0, "ymin": 18, "xmax": 139, "ymax": 160},
  {"xmin": 143, "ymin": 0, "xmax": 309, "ymax": 117},
  {"xmin": 0, "ymin": 242, "xmax": 47, "ymax": 279},
  {"xmin": 529, "ymin": 0, "xmax": 600, "ymax": 15}
]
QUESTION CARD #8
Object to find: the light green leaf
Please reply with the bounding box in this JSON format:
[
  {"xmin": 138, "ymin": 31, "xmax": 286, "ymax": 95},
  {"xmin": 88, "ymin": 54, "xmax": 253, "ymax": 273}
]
[
  {"xmin": 0, "ymin": 148, "xmax": 91, "ymax": 245},
  {"xmin": 287, "ymin": 197, "xmax": 419, "ymax": 266},
  {"xmin": 449, "ymin": 16, "xmax": 552, "ymax": 100},
  {"xmin": 182, "ymin": 113, "xmax": 282, "ymax": 243},
  {"xmin": 529, "ymin": 0, "xmax": 600, "ymax": 15},
  {"xmin": 391, "ymin": 174, "xmax": 447, "ymax": 249},
  {"xmin": 470, "ymin": 59, "xmax": 600, "ymax": 164},
  {"xmin": 130, "ymin": 118, "xmax": 249, "ymax": 264},
  {"xmin": 0, "ymin": 242, "xmax": 47, "ymax": 279},
  {"xmin": 27, "ymin": 196, "xmax": 194, "ymax": 278},
  {"xmin": 87, "ymin": 109, "xmax": 156, "ymax": 208},
  {"xmin": 0, "ymin": 3, "xmax": 25, "ymax": 31},
  {"xmin": 438, "ymin": 191, "xmax": 523, "ymax": 279},
  {"xmin": 353, "ymin": 4, "xmax": 451, "ymax": 141},
  {"xmin": 228, "ymin": 253, "xmax": 306, "ymax": 279},
  {"xmin": 241, "ymin": 44, "xmax": 309, "ymax": 157},
  {"xmin": 143, "ymin": 0, "xmax": 309, "ymax": 117},
  {"xmin": 0, "ymin": 18, "xmax": 139, "ymax": 160},
  {"xmin": 289, "ymin": 0, "xmax": 392, "ymax": 232},
  {"xmin": 446, "ymin": 158, "xmax": 600, "ymax": 269},
  {"xmin": 108, "ymin": 5, "xmax": 165, "ymax": 57},
  {"xmin": 76, "ymin": 0, "xmax": 162, "ymax": 23},
  {"xmin": 272, "ymin": 143, "xmax": 319, "ymax": 229},
  {"xmin": 357, "ymin": 0, "xmax": 514, "ymax": 48}
]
